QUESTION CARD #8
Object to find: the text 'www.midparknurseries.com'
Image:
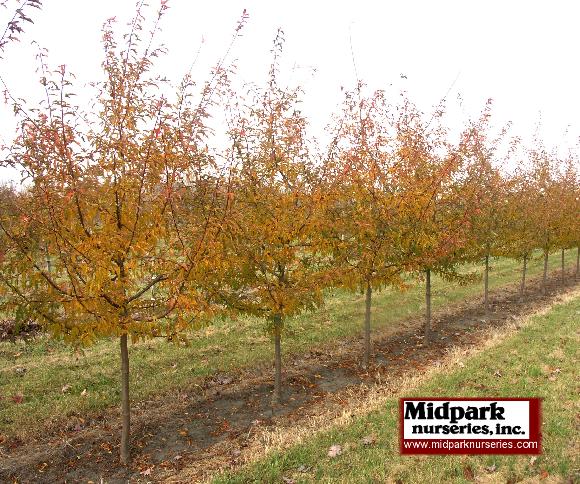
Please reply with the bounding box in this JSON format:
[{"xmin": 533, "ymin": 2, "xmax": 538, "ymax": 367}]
[{"xmin": 400, "ymin": 398, "xmax": 542, "ymax": 455}]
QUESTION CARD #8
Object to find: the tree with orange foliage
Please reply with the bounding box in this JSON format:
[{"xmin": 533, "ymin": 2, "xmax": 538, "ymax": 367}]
[
  {"xmin": 461, "ymin": 103, "xmax": 511, "ymax": 315},
  {"xmin": 527, "ymin": 143, "xmax": 561, "ymax": 295},
  {"xmin": 501, "ymin": 160, "xmax": 540, "ymax": 298},
  {"xmin": 392, "ymin": 98, "xmax": 470, "ymax": 341},
  {"xmin": 0, "ymin": 6, "xmax": 243, "ymax": 463},
  {"xmin": 321, "ymin": 86, "xmax": 408, "ymax": 367},
  {"xmin": 215, "ymin": 33, "xmax": 330, "ymax": 403},
  {"xmin": 552, "ymin": 157, "xmax": 579, "ymax": 284}
]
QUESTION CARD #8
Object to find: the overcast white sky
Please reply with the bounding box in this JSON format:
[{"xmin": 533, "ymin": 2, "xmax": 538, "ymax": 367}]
[{"xmin": 1, "ymin": 0, "xmax": 579, "ymax": 181}]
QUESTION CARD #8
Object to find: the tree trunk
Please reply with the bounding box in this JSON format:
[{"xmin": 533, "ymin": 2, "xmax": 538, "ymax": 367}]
[
  {"xmin": 561, "ymin": 248, "xmax": 565, "ymax": 285},
  {"xmin": 425, "ymin": 269, "xmax": 431, "ymax": 342},
  {"xmin": 272, "ymin": 315, "xmax": 282, "ymax": 405},
  {"xmin": 363, "ymin": 281, "xmax": 372, "ymax": 368},
  {"xmin": 484, "ymin": 254, "xmax": 489, "ymax": 316},
  {"xmin": 120, "ymin": 334, "xmax": 130, "ymax": 465},
  {"xmin": 520, "ymin": 255, "xmax": 527, "ymax": 299},
  {"xmin": 576, "ymin": 246, "xmax": 579, "ymax": 280},
  {"xmin": 542, "ymin": 250, "xmax": 548, "ymax": 295}
]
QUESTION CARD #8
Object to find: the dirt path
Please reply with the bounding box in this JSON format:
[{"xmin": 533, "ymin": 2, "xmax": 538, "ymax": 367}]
[{"xmin": 1, "ymin": 271, "xmax": 578, "ymax": 483}]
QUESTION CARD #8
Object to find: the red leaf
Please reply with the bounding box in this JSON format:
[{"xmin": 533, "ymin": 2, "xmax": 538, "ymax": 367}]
[{"xmin": 463, "ymin": 465, "xmax": 475, "ymax": 481}]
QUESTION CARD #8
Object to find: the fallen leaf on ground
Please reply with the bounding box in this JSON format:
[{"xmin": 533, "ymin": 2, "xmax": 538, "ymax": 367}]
[
  {"xmin": 140, "ymin": 467, "xmax": 153, "ymax": 476},
  {"xmin": 530, "ymin": 456, "xmax": 538, "ymax": 466},
  {"xmin": 540, "ymin": 469, "xmax": 549, "ymax": 479},
  {"xmin": 485, "ymin": 464, "xmax": 497, "ymax": 473},
  {"xmin": 80, "ymin": 389, "xmax": 87, "ymax": 397},
  {"xmin": 11, "ymin": 393, "xmax": 24, "ymax": 404},
  {"xmin": 61, "ymin": 384, "xmax": 71, "ymax": 393},
  {"xmin": 14, "ymin": 366, "xmax": 26, "ymax": 376},
  {"xmin": 328, "ymin": 444, "xmax": 342, "ymax": 458},
  {"xmin": 361, "ymin": 433, "xmax": 377, "ymax": 446}
]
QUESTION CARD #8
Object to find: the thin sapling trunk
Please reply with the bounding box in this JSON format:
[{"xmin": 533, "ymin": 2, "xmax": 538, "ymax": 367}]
[
  {"xmin": 272, "ymin": 314, "xmax": 282, "ymax": 405},
  {"xmin": 542, "ymin": 249, "xmax": 549, "ymax": 295},
  {"xmin": 484, "ymin": 253, "xmax": 490, "ymax": 316},
  {"xmin": 425, "ymin": 268, "xmax": 432, "ymax": 342},
  {"xmin": 120, "ymin": 333, "xmax": 130, "ymax": 465},
  {"xmin": 520, "ymin": 254, "xmax": 527, "ymax": 299},
  {"xmin": 577, "ymin": 246, "xmax": 579, "ymax": 280},
  {"xmin": 363, "ymin": 281, "xmax": 372, "ymax": 368},
  {"xmin": 561, "ymin": 248, "xmax": 565, "ymax": 285},
  {"xmin": 45, "ymin": 244, "xmax": 51, "ymax": 273}
]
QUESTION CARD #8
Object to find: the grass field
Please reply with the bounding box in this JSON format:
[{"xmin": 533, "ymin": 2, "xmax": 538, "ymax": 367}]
[
  {"xmin": 0, "ymin": 250, "xmax": 577, "ymax": 440},
  {"xmin": 216, "ymin": 289, "xmax": 580, "ymax": 483}
]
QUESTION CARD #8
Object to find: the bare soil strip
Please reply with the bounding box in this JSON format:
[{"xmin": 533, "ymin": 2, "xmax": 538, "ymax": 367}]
[{"xmin": 1, "ymin": 271, "xmax": 578, "ymax": 483}]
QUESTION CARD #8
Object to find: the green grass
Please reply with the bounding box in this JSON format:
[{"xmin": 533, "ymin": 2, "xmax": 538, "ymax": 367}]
[
  {"xmin": 216, "ymin": 290, "xmax": 580, "ymax": 484},
  {"xmin": 0, "ymin": 250, "xmax": 576, "ymax": 439}
]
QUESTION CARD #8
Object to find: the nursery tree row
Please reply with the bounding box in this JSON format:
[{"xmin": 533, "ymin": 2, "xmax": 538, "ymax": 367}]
[{"xmin": 0, "ymin": 8, "xmax": 578, "ymax": 464}]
